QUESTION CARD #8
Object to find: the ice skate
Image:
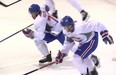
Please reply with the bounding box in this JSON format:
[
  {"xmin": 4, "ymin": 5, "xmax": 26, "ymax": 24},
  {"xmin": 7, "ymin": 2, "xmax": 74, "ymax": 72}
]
[
  {"xmin": 81, "ymin": 68, "xmax": 90, "ymax": 75},
  {"xmin": 81, "ymin": 73, "xmax": 90, "ymax": 75},
  {"xmin": 52, "ymin": 10, "xmax": 58, "ymax": 18},
  {"xmin": 91, "ymin": 68, "xmax": 98, "ymax": 75},
  {"xmin": 80, "ymin": 10, "xmax": 90, "ymax": 21},
  {"xmin": 91, "ymin": 55, "xmax": 100, "ymax": 68},
  {"xmin": 39, "ymin": 53, "xmax": 52, "ymax": 65}
]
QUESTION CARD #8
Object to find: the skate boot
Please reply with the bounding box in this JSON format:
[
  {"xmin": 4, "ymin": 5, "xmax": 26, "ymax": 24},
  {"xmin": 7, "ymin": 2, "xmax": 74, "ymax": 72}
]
[
  {"xmin": 39, "ymin": 53, "xmax": 52, "ymax": 64},
  {"xmin": 91, "ymin": 55, "xmax": 100, "ymax": 68},
  {"xmin": 80, "ymin": 10, "xmax": 89, "ymax": 21},
  {"xmin": 81, "ymin": 74, "xmax": 90, "ymax": 75},
  {"xmin": 81, "ymin": 68, "xmax": 90, "ymax": 75},
  {"xmin": 81, "ymin": 73, "xmax": 90, "ymax": 75},
  {"xmin": 52, "ymin": 10, "xmax": 58, "ymax": 18},
  {"xmin": 91, "ymin": 68, "xmax": 98, "ymax": 75}
]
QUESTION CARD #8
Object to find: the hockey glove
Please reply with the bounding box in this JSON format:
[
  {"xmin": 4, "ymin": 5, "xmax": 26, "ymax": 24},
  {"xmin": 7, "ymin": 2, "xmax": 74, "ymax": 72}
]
[
  {"xmin": 22, "ymin": 29, "xmax": 34, "ymax": 39},
  {"xmin": 100, "ymin": 30, "xmax": 114, "ymax": 45},
  {"xmin": 55, "ymin": 50, "xmax": 66, "ymax": 64}
]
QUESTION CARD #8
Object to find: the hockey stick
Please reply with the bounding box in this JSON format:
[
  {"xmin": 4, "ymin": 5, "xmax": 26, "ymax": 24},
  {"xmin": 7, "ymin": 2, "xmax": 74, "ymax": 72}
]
[
  {"xmin": 0, "ymin": 24, "xmax": 33, "ymax": 43},
  {"xmin": 23, "ymin": 61, "xmax": 55, "ymax": 75},
  {"xmin": 0, "ymin": 0, "xmax": 21, "ymax": 7}
]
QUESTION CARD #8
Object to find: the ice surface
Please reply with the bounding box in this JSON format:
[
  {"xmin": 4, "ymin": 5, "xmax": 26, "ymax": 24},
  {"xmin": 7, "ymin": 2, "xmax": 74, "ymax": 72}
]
[{"xmin": 0, "ymin": 0, "xmax": 116, "ymax": 75}]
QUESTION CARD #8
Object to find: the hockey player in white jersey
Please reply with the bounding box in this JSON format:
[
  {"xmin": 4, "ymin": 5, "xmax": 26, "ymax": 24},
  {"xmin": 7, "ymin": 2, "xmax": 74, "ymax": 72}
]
[
  {"xmin": 22, "ymin": 4, "xmax": 65, "ymax": 64},
  {"xmin": 55, "ymin": 16, "xmax": 114, "ymax": 75},
  {"xmin": 22, "ymin": 1, "xmax": 99, "ymax": 65},
  {"xmin": 46, "ymin": 0, "xmax": 100, "ymax": 67}
]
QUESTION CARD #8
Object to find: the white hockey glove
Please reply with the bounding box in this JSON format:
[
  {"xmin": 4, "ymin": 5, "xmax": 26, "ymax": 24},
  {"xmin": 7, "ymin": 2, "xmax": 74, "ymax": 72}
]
[
  {"xmin": 22, "ymin": 29, "xmax": 34, "ymax": 39},
  {"xmin": 100, "ymin": 30, "xmax": 114, "ymax": 45}
]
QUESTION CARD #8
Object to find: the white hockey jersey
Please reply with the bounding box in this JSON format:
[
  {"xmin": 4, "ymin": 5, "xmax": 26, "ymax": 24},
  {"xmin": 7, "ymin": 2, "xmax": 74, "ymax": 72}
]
[
  {"xmin": 62, "ymin": 20, "xmax": 107, "ymax": 54},
  {"xmin": 33, "ymin": 8, "xmax": 63, "ymax": 40}
]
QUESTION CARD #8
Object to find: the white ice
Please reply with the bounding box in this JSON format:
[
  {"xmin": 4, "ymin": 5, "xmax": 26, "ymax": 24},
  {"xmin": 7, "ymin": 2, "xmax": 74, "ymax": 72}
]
[{"xmin": 0, "ymin": 0, "xmax": 116, "ymax": 75}]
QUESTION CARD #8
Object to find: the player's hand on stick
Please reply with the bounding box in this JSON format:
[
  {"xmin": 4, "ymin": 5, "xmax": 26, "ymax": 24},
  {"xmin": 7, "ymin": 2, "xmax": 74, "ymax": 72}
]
[
  {"xmin": 22, "ymin": 29, "xmax": 34, "ymax": 39},
  {"xmin": 55, "ymin": 50, "xmax": 66, "ymax": 64},
  {"xmin": 100, "ymin": 30, "xmax": 114, "ymax": 45}
]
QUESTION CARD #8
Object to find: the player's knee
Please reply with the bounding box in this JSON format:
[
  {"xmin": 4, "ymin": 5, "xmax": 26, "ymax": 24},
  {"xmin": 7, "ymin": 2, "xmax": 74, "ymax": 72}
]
[{"xmin": 34, "ymin": 39, "xmax": 45, "ymax": 46}]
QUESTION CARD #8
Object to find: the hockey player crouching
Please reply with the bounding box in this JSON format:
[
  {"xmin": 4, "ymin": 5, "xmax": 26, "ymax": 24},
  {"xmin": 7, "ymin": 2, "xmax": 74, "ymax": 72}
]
[
  {"xmin": 55, "ymin": 16, "xmax": 114, "ymax": 75},
  {"xmin": 22, "ymin": 4, "xmax": 65, "ymax": 64}
]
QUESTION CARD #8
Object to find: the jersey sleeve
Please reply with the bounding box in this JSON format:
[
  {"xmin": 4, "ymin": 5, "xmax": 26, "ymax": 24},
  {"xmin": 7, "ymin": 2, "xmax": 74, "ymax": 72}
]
[
  {"xmin": 82, "ymin": 20, "xmax": 108, "ymax": 33},
  {"xmin": 61, "ymin": 36, "xmax": 75, "ymax": 54},
  {"xmin": 51, "ymin": 20, "xmax": 63, "ymax": 35}
]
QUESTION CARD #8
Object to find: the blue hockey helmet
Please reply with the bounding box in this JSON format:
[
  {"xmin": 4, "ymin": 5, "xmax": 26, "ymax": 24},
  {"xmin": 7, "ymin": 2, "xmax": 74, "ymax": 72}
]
[
  {"xmin": 60, "ymin": 16, "xmax": 74, "ymax": 27},
  {"xmin": 28, "ymin": 4, "xmax": 40, "ymax": 13}
]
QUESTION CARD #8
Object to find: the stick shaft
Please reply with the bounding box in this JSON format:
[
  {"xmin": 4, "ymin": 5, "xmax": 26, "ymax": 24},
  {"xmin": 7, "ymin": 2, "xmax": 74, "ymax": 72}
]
[
  {"xmin": 39, "ymin": 61, "xmax": 55, "ymax": 69},
  {"xmin": 0, "ymin": 1, "xmax": 7, "ymax": 7},
  {"xmin": 23, "ymin": 62, "xmax": 55, "ymax": 75},
  {"xmin": 0, "ymin": 0, "xmax": 21, "ymax": 7},
  {"xmin": 23, "ymin": 69, "xmax": 38, "ymax": 75},
  {"xmin": 0, "ymin": 24, "xmax": 33, "ymax": 43},
  {"xmin": 7, "ymin": 0, "xmax": 21, "ymax": 7}
]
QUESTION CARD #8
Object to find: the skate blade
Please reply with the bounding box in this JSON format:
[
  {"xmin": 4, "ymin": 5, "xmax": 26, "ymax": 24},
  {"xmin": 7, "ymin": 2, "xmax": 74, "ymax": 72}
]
[
  {"xmin": 84, "ymin": 15, "xmax": 90, "ymax": 22},
  {"xmin": 39, "ymin": 62, "xmax": 52, "ymax": 66},
  {"xmin": 91, "ymin": 57, "xmax": 101, "ymax": 68},
  {"xmin": 96, "ymin": 63, "xmax": 101, "ymax": 68},
  {"xmin": 96, "ymin": 58, "xmax": 101, "ymax": 68}
]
